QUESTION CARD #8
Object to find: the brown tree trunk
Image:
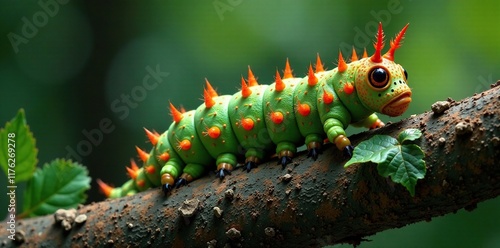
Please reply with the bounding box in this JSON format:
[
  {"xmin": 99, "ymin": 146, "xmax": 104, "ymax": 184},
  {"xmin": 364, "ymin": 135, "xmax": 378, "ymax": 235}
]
[{"xmin": 1, "ymin": 84, "xmax": 499, "ymax": 248}]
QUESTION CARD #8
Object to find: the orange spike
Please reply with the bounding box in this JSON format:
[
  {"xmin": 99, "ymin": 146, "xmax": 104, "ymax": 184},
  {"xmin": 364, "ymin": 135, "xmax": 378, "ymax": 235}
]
[
  {"xmin": 270, "ymin": 111, "xmax": 284, "ymax": 124},
  {"xmin": 126, "ymin": 166, "xmax": 138, "ymax": 179},
  {"xmin": 178, "ymin": 139, "xmax": 191, "ymax": 151},
  {"xmin": 204, "ymin": 88, "xmax": 215, "ymax": 108},
  {"xmin": 315, "ymin": 53, "xmax": 324, "ymax": 72},
  {"xmin": 384, "ymin": 23, "xmax": 409, "ymax": 61},
  {"xmin": 96, "ymin": 179, "xmax": 114, "ymax": 198},
  {"xmin": 362, "ymin": 47, "xmax": 368, "ymax": 58},
  {"xmin": 351, "ymin": 47, "xmax": 359, "ymax": 62},
  {"xmin": 338, "ymin": 51, "xmax": 347, "ymax": 72},
  {"xmin": 307, "ymin": 64, "xmax": 318, "ymax": 86},
  {"xmin": 241, "ymin": 76, "xmax": 252, "ymax": 98},
  {"xmin": 283, "ymin": 58, "xmax": 293, "ymax": 79},
  {"xmin": 135, "ymin": 146, "xmax": 149, "ymax": 162},
  {"xmin": 322, "ymin": 87, "xmax": 334, "ymax": 104},
  {"xmin": 275, "ymin": 69, "xmax": 285, "ymax": 92},
  {"xmin": 169, "ymin": 102, "xmax": 183, "ymax": 123},
  {"xmin": 144, "ymin": 128, "xmax": 159, "ymax": 146},
  {"xmin": 205, "ymin": 78, "xmax": 218, "ymax": 97},
  {"xmin": 145, "ymin": 165, "xmax": 156, "ymax": 175},
  {"xmin": 247, "ymin": 66, "xmax": 258, "ymax": 86},
  {"xmin": 370, "ymin": 22, "xmax": 385, "ymax": 63},
  {"xmin": 241, "ymin": 117, "xmax": 254, "ymax": 131},
  {"xmin": 297, "ymin": 100, "xmax": 311, "ymax": 116},
  {"xmin": 158, "ymin": 152, "xmax": 170, "ymax": 162},
  {"xmin": 129, "ymin": 158, "xmax": 139, "ymax": 171},
  {"xmin": 179, "ymin": 105, "xmax": 186, "ymax": 113}
]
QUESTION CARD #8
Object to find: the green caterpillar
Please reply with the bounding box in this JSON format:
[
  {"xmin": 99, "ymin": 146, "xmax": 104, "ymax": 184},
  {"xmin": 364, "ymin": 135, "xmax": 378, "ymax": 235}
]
[{"xmin": 98, "ymin": 23, "xmax": 412, "ymax": 198}]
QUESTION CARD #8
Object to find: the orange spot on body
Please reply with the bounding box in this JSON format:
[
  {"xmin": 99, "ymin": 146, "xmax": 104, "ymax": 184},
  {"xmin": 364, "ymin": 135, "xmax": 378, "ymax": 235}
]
[
  {"xmin": 241, "ymin": 117, "xmax": 254, "ymax": 131},
  {"xmin": 308, "ymin": 64, "xmax": 318, "ymax": 86},
  {"xmin": 344, "ymin": 83, "xmax": 355, "ymax": 95},
  {"xmin": 322, "ymin": 88, "xmax": 334, "ymax": 104},
  {"xmin": 206, "ymin": 126, "xmax": 221, "ymax": 139},
  {"xmin": 315, "ymin": 53, "xmax": 324, "ymax": 73},
  {"xmin": 169, "ymin": 102, "xmax": 183, "ymax": 123},
  {"xmin": 146, "ymin": 165, "xmax": 156, "ymax": 174},
  {"xmin": 297, "ymin": 101, "xmax": 311, "ymax": 116},
  {"xmin": 338, "ymin": 51, "xmax": 347, "ymax": 72},
  {"xmin": 283, "ymin": 58, "xmax": 293, "ymax": 79},
  {"xmin": 178, "ymin": 139, "xmax": 191, "ymax": 150},
  {"xmin": 144, "ymin": 128, "xmax": 159, "ymax": 146},
  {"xmin": 158, "ymin": 152, "xmax": 170, "ymax": 162},
  {"xmin": 270, "ymin": 111, "xmax": 284, "ymax": 124},
  {"xmin": 96, "ymin": 179, "xmax": 114, "ymax": 198},
  {"xmin": 136, "ymin": 179, "xmax": 145, "ymax": 188},
  {"xmin": 241, "ymin": 77, "xmax": 252, "ymax": 98},
  {"xmin": 275, "ymin": 70, "xmax": 285, "ymax": 91},
  {"xmin": 135, "ymin": 146, "xmax": 149, "ymax": 162},
  {"xmin": 247, "ymin": 66, "xmax": 258, "ymax": 86}
]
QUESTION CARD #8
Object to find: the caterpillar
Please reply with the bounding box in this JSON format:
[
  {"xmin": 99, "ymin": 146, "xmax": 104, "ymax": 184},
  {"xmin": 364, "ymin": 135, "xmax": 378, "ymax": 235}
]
[{"xmin": 97, "ymin": 23, "xmax": 412, "ymax": 198}]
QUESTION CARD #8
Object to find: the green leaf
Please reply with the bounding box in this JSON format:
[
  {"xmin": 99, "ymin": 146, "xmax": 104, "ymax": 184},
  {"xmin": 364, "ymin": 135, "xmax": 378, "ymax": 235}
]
[
  {"xmin": 21, "ymin": 159, "xmax": 91, "ymax": 217},
  {"xmin": 397, "ymin": 128, "xmax": 422, "ymax": 144},
  {"xmin": 344, "ymin": 135, "xmax": 399, "ymax": 167},
  {"xmin": 0, "ymin": 109, "xmax": 38, "ymax": 182},
  {"xmin": 377, "ymin": 144, "xmax": 426, "ymax": 196}
]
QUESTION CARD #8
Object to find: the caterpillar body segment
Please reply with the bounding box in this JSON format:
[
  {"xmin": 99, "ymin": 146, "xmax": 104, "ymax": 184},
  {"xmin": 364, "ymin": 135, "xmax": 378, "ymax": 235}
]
[
  {"xmin": 229, "ymin": 83, "xmax": 275, "ymax": 171},
  {"xmin": 167, "ymin": 109, "xmax": 214, "ymax": 186},
  {"xmin": 262, "ymin": 76, "xmax": 302, "ymax": 167},
  {"xmin": 195, "ymin": 94, "xmax": 240, "ymax": 179},
  {"xmin": 98, "ymin": 23, "xmax": 412, "ymax": 198}
]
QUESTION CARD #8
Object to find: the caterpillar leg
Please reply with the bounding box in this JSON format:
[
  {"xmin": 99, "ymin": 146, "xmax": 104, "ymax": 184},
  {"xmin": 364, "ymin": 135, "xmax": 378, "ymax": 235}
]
[
  {"xmin": 175, "ymin": 163, "xmax": 205, "ymax": 188},
  {"xmin": 304, "ymin": 133, "xmax": 323, "ymax": 160},
  {"xmin": 160, "ymin": 160, "xmax": 183, "ymax": 195},
  {"xmin": 323, "ymin": 118, "xmax": 353, "ymax": 158},
  {"xmin": 243, "ymin": 148, "xmax": 264, "ymax": 172},
  {"xmin": 275, "ymin": 141, "xmax": 297, "ymax": 168},
  {"xmin": 215, "ymin": 153, "xmax": 237, "ymax": 179},
  {"xmin": 353, "ymin": 113, "xmax": 385, "ymax": 129}
]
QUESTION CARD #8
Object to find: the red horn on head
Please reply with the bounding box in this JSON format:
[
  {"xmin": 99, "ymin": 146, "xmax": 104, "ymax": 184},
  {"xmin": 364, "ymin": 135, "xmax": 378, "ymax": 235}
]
[
  {"xmin": 370, "ymin": 22, "xmax": 385, "ymax": 63},
  {"xmin": 384, "ymin": 23, "xmax": 409, "ymax": 61}
]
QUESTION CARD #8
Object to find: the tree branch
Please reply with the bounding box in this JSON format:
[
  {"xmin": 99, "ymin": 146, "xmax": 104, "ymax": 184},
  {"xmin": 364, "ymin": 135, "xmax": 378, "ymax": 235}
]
[{"xmin": 2, "ymin": 85, "xmax": 499, "ymax": 247}]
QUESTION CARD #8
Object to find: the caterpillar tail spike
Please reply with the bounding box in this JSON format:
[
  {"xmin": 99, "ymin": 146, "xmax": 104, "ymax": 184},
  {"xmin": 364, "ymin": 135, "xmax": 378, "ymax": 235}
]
[{"xmin": 98, "ymin": 23, "xmax": 412, "ymax": 200}]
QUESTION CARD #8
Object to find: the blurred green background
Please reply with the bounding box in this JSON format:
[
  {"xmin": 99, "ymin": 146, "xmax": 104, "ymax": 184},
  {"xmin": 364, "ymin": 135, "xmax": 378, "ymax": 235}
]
[{"xmin": 1, "ymin": 0, "xmax": 499, "ymax": 247}]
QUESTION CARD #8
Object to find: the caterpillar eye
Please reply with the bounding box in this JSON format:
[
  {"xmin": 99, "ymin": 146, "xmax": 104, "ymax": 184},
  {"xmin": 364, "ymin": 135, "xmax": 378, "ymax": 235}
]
[
  {"xmin": 369, "ymin": 67, "xmax": 389, "ymax": 88},
  {"xmin": 403, "ymin": 68, "xmax": 408, "ymax": 80}
]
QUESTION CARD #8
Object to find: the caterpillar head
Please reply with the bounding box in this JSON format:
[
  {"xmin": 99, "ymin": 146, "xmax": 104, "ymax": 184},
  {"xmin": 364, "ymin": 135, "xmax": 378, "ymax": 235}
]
[{"xmin": 353, "ymin": 23, "xmax": 412, "ymax": 117}]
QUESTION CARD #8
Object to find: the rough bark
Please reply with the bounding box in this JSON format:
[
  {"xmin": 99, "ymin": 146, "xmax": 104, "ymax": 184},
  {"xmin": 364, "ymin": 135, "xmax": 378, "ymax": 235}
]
[{"xmin": 1, "ymin": 84, "xmax": 499, "ymax": 248}]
